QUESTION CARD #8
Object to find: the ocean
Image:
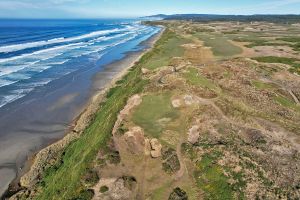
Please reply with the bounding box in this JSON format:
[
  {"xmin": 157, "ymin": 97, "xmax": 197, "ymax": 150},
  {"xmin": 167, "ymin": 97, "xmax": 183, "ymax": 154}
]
[
  {"xmin": 0, "ymin": 19, "xmax": 159, "ymax": 108},
  {"xmin": 0, "ymin": 19, "xmax": 160, "ymax": 197}
]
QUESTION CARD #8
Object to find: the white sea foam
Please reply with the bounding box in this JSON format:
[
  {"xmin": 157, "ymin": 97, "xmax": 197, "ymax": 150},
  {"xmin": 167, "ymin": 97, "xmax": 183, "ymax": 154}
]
[
  {"xmin": 0, "ymin": 24, "xmax": 157, "ymax": 108},
  {"xmin": 0, "ymin": 88, "xmax": 33, "ymax": 108},
  {"xmin": 0, "ymin": 79, "xmax": 17, "ymax": 87},
  {"xmin": 0, "ymin": 43, "xmax": 80, "ymax": 64},
  {"xmin": 0, "ymin": 27, "xmax": 132, "ymax": 53}
]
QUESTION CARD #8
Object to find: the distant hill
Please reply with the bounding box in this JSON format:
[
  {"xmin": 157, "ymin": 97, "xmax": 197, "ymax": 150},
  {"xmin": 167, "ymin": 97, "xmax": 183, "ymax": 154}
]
[
  {"xmin": 146, "ymin": 14, "xmax": 300, "ymax": 23},
  {"xmin": 140, "ymin": 14, "xmax": 168, "ymax": 20},
  {"xmin": 145, "ymin": 14, "xmax": 169, "ymax": 18}
]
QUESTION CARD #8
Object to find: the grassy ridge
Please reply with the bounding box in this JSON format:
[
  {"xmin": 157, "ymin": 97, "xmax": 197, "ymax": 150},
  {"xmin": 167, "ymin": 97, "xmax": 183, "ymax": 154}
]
[{"xmin": 33, "ymin": 28, "xmax": 174, "ymax": 200}]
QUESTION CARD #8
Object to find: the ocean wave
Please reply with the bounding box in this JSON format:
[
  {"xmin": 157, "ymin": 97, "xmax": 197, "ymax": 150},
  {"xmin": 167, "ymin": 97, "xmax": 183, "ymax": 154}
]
[
  {"xmin": 0, "ymin": 27, "xmax": 133, "ymax": 54},
  {"xmin": 0, "ymin": 79, "xmax": 17, "ymax": 88},
  {"xmin": 0, "ymin": 88, "xmax": 33, "ymax": 108},
  {"xmin": 0, "ymin": 42, "xmax": 86, "ymax": 64},
  {"xmin": 0, "ymin": 24, "xmax": 157, "ymax": 108}
]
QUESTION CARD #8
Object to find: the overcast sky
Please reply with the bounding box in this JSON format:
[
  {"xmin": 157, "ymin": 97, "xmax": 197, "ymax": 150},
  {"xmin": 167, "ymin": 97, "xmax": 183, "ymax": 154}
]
[{"xmin": 0, "ymin": 0, "xmax": 300, "ymax": 19}]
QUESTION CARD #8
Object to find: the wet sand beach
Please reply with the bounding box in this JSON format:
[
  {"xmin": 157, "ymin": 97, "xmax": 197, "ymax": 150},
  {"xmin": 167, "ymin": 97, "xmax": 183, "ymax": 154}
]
[{"xmin": 0, "ymin": 28, "xmax": 162, "ymax": 198}]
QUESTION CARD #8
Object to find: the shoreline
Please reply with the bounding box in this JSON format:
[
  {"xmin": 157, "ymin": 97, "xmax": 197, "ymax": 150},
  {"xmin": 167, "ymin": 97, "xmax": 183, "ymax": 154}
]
[{"xmin": 3, "ymin": 25, "xmax": 164, "ymax": 199}]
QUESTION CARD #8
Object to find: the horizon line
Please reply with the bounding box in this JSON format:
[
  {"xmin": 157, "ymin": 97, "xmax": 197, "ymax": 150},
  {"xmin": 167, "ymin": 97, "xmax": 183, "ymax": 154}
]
[{"xmin": 0, "ymin": 13, "xmax": 300, "ymax": 20}]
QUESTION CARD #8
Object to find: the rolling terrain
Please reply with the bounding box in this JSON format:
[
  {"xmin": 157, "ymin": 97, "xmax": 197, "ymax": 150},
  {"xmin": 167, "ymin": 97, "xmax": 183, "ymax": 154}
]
[{"xmin": 9, "ymin": 20, "xmax": 300, "ymax": 200}]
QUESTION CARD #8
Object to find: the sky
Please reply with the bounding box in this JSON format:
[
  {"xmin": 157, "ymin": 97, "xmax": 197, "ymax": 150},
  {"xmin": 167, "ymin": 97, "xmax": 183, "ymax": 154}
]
[{"xmin": 0, "ymin": 0, "xmax": 300, "ymax": 19}]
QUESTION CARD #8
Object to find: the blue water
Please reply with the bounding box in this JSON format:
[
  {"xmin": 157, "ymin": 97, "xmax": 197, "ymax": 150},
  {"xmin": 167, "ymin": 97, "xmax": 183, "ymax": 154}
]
[{"xmin": 0, "ymin": 19, "xmax": 160, "ymax": 108}]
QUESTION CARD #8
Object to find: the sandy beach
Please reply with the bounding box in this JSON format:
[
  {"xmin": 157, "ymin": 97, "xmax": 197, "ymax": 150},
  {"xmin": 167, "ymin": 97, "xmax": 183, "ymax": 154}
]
[{"xmin": 1, "ymin": 27, "xmax": 163, "ymax": 198}]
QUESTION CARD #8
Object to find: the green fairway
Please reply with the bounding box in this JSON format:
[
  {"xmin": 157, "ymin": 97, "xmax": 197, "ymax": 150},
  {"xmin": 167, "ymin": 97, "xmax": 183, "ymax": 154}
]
[
  {"xmin": 131, "ymin": 92, "xmax": 179, "ymax": 138},
  {"xmin": 143, "ymin": 29, "xmax": 190, "ymax": 70},
  {"xmin": 195, "ymin": 33, "xmax": 242, "ymax": 58}
]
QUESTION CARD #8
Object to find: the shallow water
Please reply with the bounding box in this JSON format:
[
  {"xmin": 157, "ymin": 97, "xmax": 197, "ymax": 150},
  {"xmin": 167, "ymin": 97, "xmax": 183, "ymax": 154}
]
[{"xmin": 0, "ymin": 19, "xmax": 160, "ymax": 196}]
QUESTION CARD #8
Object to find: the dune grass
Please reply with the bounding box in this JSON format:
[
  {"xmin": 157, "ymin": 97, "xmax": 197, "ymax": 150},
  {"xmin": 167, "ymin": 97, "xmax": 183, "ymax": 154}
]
[
  {"xmin": 276, "ymin": 37, "xmax": 300, "ymax": 43},
  {"xmin": 233, "ymin": 37, "xmax": 284, "ymax": 48},
  {"xmin": 194, "ymin": 152, "xmax": 234, "ymax": 200},
  {"xmin": 131, "ymin": 92, "xmax": 179, "ymax": 138},
  {"xmin": 274, "ymin": 95, "xmax": 300, "ymax": 112},
  {"xmin": 276, "ymin": 37, "xmax": 300, "ymax": 51},
  {"xmin": 252, "ymin": 56, "xmax": 298, "ymax": 65},
  {"xmin": 32, "ymin": 28, "xmax": 179, "ymax": 200},
  {"xmin": 251, "ymin": 80, "xmax": 277, "ymax": 90},
  {"xmin": 252, "ymin": 56, "xmax": 300, "ymax": 75},
  {"xmin": 195, "ymin": 33, "xmax": 242, "ymax": 58}
]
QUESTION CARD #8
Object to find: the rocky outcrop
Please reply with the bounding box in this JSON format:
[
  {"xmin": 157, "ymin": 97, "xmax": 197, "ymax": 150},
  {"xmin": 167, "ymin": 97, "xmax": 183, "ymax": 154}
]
[
  {"xmin": 141, "ymin": 68, "xmax": 150, "ymax": 74},
  {"xmin": 187, "ymin": 125, "xmax": 200, "ymax": 144},
  {"xmin": 149, "ymin": 139, "xmax": 162, "ymax": 158},
  {"xmin": 172, "ymin": 99, "xmax": 181, "ymax": 108},
  {"xmin": 123, "ymin": 127, "xmax": 145, "ymax": 154}
]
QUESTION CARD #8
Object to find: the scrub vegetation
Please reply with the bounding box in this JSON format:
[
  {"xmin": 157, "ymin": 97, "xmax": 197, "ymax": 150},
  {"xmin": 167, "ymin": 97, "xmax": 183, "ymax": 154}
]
[{"xmin": 12, "ymin": 20, "xmax": 300, "ymax": 200}]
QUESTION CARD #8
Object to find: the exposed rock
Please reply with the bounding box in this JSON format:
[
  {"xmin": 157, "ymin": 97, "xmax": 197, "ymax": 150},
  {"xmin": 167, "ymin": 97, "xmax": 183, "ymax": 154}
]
[
  {"xmin": 172, "ymin": 99, "xmax": 181, "ymax": 108},
  {"xmin": 150, "ymin": 138, "xmax": 162, "ymax": 158},
  {"xmin": 123, "ymin": 127, "xmax": 145, "ymax": 154},
  {"xmin": 142, "ymin": 68, "xmax": 150, "ymax": 74},
  {"xmin": 188, "ymin": 125, "xmax": 200, "ymax": 144}
]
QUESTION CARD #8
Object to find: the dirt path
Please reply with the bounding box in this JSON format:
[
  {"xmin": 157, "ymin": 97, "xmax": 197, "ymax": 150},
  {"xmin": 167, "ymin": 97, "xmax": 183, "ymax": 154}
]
[
  {"xmin": 175, "ymin": 139, "xmax": 186, "ymax": 180},
  {"xmin": 137, "ymin": 155, "xmax": 149, "ymax": 200}
]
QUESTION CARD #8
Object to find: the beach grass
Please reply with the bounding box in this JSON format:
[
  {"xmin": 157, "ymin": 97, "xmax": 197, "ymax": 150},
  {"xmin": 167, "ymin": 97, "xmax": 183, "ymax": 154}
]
[{"xmin": 33, "ymin": 28, "xmax": 179, "ymax": 200}]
